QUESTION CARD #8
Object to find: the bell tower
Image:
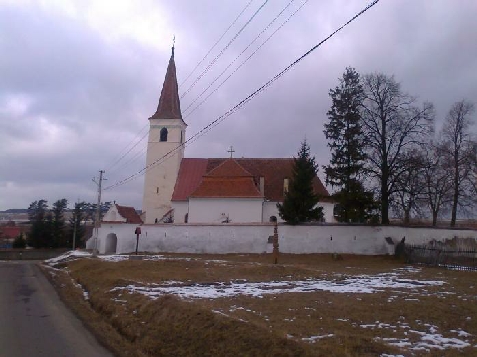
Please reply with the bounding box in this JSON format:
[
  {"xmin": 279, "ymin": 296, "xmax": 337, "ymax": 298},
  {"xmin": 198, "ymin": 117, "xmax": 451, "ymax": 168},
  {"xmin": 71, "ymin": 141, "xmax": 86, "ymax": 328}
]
[{"xmin": 142, "ymin": 46, "xmax": 186, "ymax": 224}]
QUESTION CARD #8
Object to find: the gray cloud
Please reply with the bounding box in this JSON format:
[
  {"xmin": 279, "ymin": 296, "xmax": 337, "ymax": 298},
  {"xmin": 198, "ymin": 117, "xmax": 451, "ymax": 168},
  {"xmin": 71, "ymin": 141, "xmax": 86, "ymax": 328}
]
[{"xmin": 1, "ymin": 0, "xmax": 476, "ymax": 210}]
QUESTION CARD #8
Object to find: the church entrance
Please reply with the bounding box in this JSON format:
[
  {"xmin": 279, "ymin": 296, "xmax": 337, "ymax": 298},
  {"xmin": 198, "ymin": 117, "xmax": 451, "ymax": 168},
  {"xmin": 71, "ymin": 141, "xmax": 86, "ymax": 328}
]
[{"xmin": 105, "ymin": 233, "xmax": 118, "ymax": 254}]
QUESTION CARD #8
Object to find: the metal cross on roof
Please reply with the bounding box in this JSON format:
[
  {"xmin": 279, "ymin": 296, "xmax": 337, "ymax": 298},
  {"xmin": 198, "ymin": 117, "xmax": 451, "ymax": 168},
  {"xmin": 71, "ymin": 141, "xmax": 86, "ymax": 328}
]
[{"xmin": 227, "ymin": 146, "xmax": 235, "ymax": 158}]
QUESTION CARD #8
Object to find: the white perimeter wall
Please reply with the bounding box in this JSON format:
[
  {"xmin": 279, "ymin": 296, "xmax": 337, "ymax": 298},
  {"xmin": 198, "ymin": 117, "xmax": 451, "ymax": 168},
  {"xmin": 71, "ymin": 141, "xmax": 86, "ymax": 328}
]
[{"xmin": 94, "ymin": 223, "xmax": 477, "ymax": 255}]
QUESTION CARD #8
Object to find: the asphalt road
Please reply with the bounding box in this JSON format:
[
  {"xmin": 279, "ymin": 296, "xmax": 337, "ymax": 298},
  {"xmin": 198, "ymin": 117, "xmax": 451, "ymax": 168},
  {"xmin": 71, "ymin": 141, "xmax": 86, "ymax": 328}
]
[{"xmin": 0, "ymin": 261, "xmax": 114, "ymax": 357}]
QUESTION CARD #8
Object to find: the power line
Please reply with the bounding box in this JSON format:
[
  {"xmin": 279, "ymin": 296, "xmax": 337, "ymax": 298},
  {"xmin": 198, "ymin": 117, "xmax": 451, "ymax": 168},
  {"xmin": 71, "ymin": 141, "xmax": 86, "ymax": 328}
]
[
  {"xmin": 104, "ymin": 0, "xmax": 380, "ymax": 191},
  {"xmin": 104, "ymin": 2, "xmax": 256, "ymax": 173},
  {"xmin": 179, "ymin": 0, "xmax": 255, "ymax": 88},
  {"xmin": 180, "ymin": 0, "xmax": 270, "ymax": 100},
  {"xmin": 106, "ymin": 131, "xmax": 149, "ymax": 177},
  {"xmin": 183, "ymin": 0, "xmax": 307, "ymax": 118},
  {"xmin": 105, "ymin": 124, "xmax": 149, "ymax": 172}
]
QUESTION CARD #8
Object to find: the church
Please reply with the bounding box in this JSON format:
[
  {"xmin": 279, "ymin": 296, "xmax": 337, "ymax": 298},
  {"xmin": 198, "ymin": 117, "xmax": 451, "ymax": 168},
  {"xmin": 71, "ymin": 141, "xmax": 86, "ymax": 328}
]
[{"xmin": 141, "ymin": 47, "xmax": 334, "ymax": 225}]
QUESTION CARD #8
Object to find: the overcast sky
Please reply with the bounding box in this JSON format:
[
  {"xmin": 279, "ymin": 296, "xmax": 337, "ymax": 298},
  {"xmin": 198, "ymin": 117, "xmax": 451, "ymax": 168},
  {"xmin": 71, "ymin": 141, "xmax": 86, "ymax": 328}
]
[{"xmin": 1, "ymin": 0, "xmax": 476, "ymax": 211}]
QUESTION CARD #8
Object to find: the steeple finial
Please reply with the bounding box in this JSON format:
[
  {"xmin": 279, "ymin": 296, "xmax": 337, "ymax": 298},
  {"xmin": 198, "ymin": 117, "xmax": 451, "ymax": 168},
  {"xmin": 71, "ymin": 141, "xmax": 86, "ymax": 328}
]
[{"xmin": 172, "ymin": 35, "xmax": 175, "ymax": 57}]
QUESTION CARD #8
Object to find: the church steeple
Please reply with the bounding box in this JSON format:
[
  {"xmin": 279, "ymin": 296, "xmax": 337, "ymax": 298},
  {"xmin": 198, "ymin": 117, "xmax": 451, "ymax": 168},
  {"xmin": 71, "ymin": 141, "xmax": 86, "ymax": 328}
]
[
  {"xmin": 143, "ymin": 46, "xmax": 187, "ymax": 224},
  {"xmin": 150, "ymin": 46, "xmax": 182, "ymax": 120}
]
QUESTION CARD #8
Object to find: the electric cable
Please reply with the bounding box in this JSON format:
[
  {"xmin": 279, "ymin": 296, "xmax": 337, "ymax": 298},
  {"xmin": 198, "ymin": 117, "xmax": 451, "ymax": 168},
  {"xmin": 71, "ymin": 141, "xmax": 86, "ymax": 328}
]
[
  {"xmin": 179, "ymin": 0, "xmax": 255, "ymax": 88},
  {"xmin": 104, "ymin": 0, "xmax": 380, "ymax": 191},
  {"xmin": 180, "ymin": 0, "xmax": 270, "ymax": 99},
  {"xmin": 183, "ymin": 0, "xmax": 308, "ymax": 118}
]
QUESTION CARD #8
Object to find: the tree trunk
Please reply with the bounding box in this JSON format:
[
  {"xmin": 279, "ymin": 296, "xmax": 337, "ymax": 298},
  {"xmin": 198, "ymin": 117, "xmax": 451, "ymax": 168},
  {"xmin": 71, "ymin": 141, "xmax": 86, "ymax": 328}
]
[
  {"xmin": 432, "ymin": 210, "xmax": 438, "ymax": 226},
  {"xmin": 381, "ymin": 183, "xmax": 389, "ymax": 224},
  {"xmin": 451, "ymin": 159, "xmax": 459, "ymax": 227},
  {"xmin": 404, "ymin": 209, "xmax": 410, "ymax": 225}
]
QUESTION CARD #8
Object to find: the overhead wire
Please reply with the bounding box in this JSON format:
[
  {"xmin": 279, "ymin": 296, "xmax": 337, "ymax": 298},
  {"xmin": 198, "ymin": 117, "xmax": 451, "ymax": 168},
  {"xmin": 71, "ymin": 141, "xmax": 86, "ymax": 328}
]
[
  {"xmin": 104, "ymin": 0, "xmax": 380, "ymax": 191},
  {"xmin": 179, "ymin": 0, "xmax": 255, "ymax": 88},
  {"xmin": 103, "ymin": 1, "xmax": 256, "ymax": 174},
  {"xmin": 183, "ymin": 0, "xmax": 308, "ymax": 118},
  {"xmin": 180, "ymin": 0, "xmax": 270, "ymax": 99},
  {"xmin": 105, "ymin": 123, "xmax": 149, "ymax": 172}
]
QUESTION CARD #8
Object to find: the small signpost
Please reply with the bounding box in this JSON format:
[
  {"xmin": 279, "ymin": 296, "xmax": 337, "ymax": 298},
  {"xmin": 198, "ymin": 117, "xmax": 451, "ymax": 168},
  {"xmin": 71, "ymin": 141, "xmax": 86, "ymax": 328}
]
[
  {"xmin": 272, "ymin": 223, "xmax": 279, "ymax": 264},
  {"xmin": 134, "ymin": 227, "xmax": 141, "ymax": 255}
]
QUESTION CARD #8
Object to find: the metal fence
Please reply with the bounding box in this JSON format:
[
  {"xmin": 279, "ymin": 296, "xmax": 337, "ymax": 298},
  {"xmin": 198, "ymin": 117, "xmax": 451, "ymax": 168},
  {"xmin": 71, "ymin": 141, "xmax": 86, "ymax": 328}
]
[{"xmin": 406, "ymin": 244, "xmax": 477, "ymax": 271}]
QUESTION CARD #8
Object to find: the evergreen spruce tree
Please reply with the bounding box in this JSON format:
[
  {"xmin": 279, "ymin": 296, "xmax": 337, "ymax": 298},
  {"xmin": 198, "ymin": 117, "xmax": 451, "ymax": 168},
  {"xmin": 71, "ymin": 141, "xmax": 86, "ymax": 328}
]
[
  {"xmin": 51, "ymin": 199, "xmax": 68, "ymax": 247},
  {"xmin": 324, "ymin": 67, "xmax": 375, "ymax": 222},
  {"xmin": 69, "ymin": 201, "xmax": 87, "ymax": 249},
  {"xmin": 27, "ymin": 199, "xmax": 49, "ymax": 248},
  {"xmin": 277, "ymin": 140, "xmax": 324, "ymax": 224},
  {"xmin": 13, "ymin": 233, "xmax": 27, "ymax": 249}
]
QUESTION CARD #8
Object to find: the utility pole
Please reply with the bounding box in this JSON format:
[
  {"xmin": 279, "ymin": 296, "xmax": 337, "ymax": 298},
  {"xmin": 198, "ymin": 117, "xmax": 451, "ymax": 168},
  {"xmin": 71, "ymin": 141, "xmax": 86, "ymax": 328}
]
[
  {"xmin": 72, "ymin": 198, "xmax": 79, "ymax": 251},
  {"xmin": 92, "ymin": 170, "xmax": 105, "ymax": 257}
]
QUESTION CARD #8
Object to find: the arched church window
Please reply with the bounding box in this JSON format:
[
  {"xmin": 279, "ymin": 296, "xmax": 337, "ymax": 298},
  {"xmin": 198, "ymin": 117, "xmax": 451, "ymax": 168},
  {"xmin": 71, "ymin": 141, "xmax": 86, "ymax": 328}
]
[{"xmin": 160, "ymin": 127, "xmax": 168, "ymax": 142}]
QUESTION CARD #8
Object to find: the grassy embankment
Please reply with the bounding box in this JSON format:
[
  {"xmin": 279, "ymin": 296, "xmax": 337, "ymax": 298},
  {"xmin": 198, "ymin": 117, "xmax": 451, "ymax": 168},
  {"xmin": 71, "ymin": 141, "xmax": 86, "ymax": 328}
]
[{"xmin": 43, "ymin": 253, "xmax": 477, "ymax": 356}]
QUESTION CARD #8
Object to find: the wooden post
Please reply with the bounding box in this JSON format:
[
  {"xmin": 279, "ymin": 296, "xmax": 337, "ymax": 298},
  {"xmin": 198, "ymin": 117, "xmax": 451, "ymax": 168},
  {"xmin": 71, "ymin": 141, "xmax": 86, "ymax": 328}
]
[
  {"xmin": 134, "ymin": 227, "xmax": 142, "ymax": 255},
  {"xmin": 272, "ymin": 222, "xmax": 279, "ymax": 264}
]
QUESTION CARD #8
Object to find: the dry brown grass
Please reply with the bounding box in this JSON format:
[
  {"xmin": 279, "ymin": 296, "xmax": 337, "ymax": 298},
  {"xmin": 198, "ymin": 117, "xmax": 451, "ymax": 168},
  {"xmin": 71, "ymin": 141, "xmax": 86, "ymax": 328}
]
[{"xmin": 44, "ymin": 254, "xmax": 477, "ymax": 356}]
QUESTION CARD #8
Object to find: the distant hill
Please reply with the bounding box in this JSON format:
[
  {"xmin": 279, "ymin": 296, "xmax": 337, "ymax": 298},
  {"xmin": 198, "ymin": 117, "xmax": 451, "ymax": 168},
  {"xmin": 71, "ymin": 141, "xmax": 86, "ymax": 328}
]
[{"xmin": 2, "ymin": 209, "xmax": 28, "ymax": 214}]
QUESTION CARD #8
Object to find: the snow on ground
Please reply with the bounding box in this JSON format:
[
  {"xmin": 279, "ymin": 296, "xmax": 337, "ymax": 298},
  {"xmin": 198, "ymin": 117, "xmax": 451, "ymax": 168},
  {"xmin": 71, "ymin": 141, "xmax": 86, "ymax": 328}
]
[
  {"xmin": 44, "ymin": 250, "xmax": 92, "ymax": 265},
  {"xmin": 110, "ymin": 271, "xmax": 444, "ymax": 300},
  {"xmin": 301, "ymin": 334, "xmax": 335, "ymax": 343},
  {"xmin": 369, "ymin": 321, "xmax": 473, "ymax": 351}
]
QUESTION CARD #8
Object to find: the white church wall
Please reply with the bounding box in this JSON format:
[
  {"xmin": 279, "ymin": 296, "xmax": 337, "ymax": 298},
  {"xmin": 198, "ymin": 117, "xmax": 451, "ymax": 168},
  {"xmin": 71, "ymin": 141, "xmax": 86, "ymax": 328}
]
[
  {"xmin": 262, "ymin": 202, "xmax": 281, "ymax": 222},
  {"xmin": 188, "ymin": 198, "xmax": 263, "ymax": 223},
  {"xmin": 95, "ymin": 223, "xmax": 477, "ymax": 255},
  {"xmin": 172, "ymin": 201, "xmax": 189, "ymax": 223}
]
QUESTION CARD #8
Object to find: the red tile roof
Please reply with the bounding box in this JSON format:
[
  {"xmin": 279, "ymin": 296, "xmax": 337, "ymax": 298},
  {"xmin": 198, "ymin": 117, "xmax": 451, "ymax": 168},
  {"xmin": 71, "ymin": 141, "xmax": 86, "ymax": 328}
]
[
  {"xmin": 206, "ymin": 159, "xmax": 253, "ymax": 177},
  {"xmin": 171, "ymin": 158, "xmax": 330, "ymax": 202},
  {"xmin": 190, "ymin": 177, "xmax": 262, "ymax": 198},
  {"xmin": 150, "ymin": 47, "xmax": 183, "ymax": 120},
  {"xmin": 115, "ymin": 204, "xmax": 143, "ymax": 224},
  {"xmin": 171, "ymin": 158, "xmax": 209, "ymax": 201},
  {"xmin": 0, "ymin": 226, "xmax": 21, "ymax": 239}
]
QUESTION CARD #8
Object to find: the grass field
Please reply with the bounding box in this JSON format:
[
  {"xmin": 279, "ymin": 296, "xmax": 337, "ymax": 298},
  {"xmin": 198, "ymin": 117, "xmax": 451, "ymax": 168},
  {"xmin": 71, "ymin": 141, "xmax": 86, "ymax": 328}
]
[{"xmin": 43, "ymin": 252, "xmax": 477, "ymax": 356}]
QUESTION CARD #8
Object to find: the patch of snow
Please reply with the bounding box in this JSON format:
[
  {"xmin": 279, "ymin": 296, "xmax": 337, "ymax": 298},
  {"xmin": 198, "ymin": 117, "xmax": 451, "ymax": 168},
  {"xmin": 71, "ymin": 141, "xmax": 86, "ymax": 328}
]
[
  {"xmin": 45, "ymin": 250, "xmax": 91, "ymax": 265},
  {"xmin": 212, "ymin": 310, "xmax": 230, "ymax": 317},
  {"xmin": 450, "ymin": 329, "xmax": 472, "ymax": 337},
  {"xmin": 302, "ymin": 334, "xmax": 334, "ymax": 343},
  {"xmin": 111, "ymin": 273, "xmax": 445, "ymax": 300},
  {"xmin": 413, "ymin": 333, "xmax": 471, "ymax": 350}
]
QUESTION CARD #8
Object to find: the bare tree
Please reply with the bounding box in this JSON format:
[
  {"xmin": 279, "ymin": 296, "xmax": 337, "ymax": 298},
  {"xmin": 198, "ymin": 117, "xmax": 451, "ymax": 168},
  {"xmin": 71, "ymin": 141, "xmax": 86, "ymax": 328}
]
[
  {"xmin": 441, "ymin": 100, "xmax": 476, "ymax": 226},
  {"xmin": 391, "ymin": 149, "xmax": 426, "ymax": 224},
  {"xmin": 360, "ymin": 73, "xmax": 434, "ymax": 224},
  {"xmin": 422, "ymin": 143, "xmax": 453, "ymax": 226}
]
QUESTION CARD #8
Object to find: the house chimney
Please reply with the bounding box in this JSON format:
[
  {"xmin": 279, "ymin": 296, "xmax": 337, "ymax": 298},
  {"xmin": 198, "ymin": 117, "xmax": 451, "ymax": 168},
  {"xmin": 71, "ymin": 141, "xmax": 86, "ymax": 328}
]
[
  {"xmin": 283, "ymin": 178, "xmax": 289, "ymax": 194},
  {"xmin": 259, "ymin": 176, "xmax": 265, "ymax": 196}
]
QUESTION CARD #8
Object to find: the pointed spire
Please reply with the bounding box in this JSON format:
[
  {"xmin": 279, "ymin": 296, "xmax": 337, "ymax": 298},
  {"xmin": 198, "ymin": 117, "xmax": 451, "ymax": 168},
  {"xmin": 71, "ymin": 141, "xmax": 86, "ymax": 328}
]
[{"xmin": 150, "ymin": 46, "xmax": 182, "ymax": 120}]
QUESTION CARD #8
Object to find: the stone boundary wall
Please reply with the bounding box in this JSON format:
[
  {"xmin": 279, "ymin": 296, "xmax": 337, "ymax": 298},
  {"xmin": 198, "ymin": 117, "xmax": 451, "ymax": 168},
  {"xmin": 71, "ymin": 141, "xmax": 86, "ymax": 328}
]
[{"xmin": 92, "ymin": 223, "xmax": 477, "ymax": 255}]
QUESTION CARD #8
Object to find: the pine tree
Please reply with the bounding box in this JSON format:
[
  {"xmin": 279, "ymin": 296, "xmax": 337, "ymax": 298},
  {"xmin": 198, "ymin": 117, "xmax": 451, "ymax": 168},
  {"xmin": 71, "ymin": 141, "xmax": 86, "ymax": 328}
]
[
  {"xmin": 27, "ymin": 199, "xmax": 49, "ymax": 248},
  {"xmin": 277, "ymin": 140, "xmax": 324, "ymax": 224},
  {"xmin": 13, "ymin": 233, "xmax": 27, "ymax": 249},
  {"xmin": 51, "ymin": 199, "xmax": 68, "ymax": 247},
  {"xmin": 69, "ymin": 201, "xmax": 87, "ymax": 249},
  {"xmin": 324, "ymin": 67, "xmax": 374, "ymax": 222}
]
